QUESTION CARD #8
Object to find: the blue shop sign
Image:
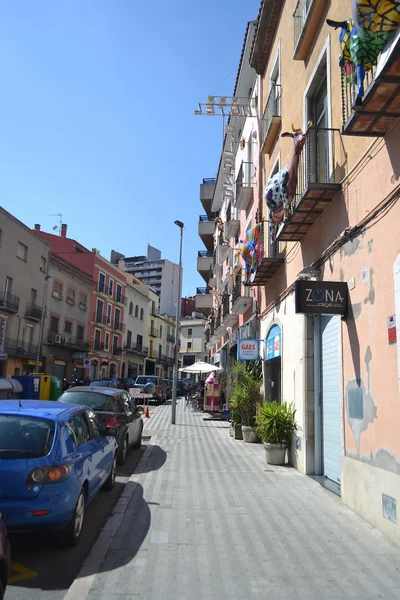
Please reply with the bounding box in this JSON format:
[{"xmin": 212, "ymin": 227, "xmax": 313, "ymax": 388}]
[{"xmin": 266, "ymin": 325, "xmax": 281, "ymax": 360}]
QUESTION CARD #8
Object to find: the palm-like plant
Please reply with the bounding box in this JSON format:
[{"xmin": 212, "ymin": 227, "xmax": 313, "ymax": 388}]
[
  {"xmin": 256, "ymin": 401, "xmax": 297, "ymax": 446},
  {"xmin": 230, "ymin": 369, "xmax": 261, "ymax": 427}
]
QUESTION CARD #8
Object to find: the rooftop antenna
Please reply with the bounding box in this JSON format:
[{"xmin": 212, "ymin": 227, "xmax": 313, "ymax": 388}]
[{"xmin": 50, "ymin": 213, "xmax": 63, "ymax": 235}]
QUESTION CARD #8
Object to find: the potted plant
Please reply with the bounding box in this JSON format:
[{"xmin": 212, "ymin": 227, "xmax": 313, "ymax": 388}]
[
  {"xmin": 230, "ymin": 367, "xmax": 261, "ymax": 443},
  {"xmin": 229, "ymin": 407, "xmax": 243, "ymax": 439},
  {"xmin": 256, "ymin": 401, "xmax": 297, "ymax": 464}
]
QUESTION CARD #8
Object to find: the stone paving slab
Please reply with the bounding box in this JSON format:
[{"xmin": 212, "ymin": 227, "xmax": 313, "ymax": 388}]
[{"xmin": 65, "ymin": 398, "xmax": 400, "ymax": 600}]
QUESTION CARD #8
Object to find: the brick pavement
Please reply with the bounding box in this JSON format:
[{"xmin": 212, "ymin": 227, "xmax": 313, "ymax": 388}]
[{"xmin": 65, "ymin": 398, "xmax": 400, "ymax": 600}]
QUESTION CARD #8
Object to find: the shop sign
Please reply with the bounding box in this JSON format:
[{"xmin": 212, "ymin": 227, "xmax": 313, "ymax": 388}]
[
  {"xmin": 0, "ymin": 316, "xmax": 7, "ymax": 353},
  {"xmin": 388, "ymin": 315, "xmax": 397, "ymax": 345},
  {"xmin": 266, "ymin": 335, "xmax": 281, "ymax": 360},
  {"xmin": 295, "ymin": 281, "xmax": 348, "ymax": 315},
  {"xmin": 73, "ymin": 352, "xmax": 85, "ymax": 359},
  {"xmin": 237, "ymin": 339, "xmax": 259, "ymax": 361}
]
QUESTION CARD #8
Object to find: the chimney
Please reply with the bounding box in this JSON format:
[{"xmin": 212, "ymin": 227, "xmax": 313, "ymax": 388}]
[
  {"xmin": 34, "ymin": 224, "xmax": 41, "ymax": 231},
  {"xmin": 61, "ymin": 223, "xmax": 68, "ymax": 238}
]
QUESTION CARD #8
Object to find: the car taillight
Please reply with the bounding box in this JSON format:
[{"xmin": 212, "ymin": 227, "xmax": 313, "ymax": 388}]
[
  {"xmin": 26, "ymin": 465, "xmax": 72, "ymax": 485},
  {"xmin": 106, "ymin": 416, "xmax": 120, "ymax": 428},
  {"xmin": 157, "ymin": 385, "xmax": 161, "ymax": 393}
]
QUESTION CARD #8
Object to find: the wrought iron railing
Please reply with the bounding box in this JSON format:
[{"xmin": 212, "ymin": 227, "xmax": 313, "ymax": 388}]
[
  {"xmin": 196, "ymin": 287, "xmax": 210, "ymax": 294},
  {"xmin": 25, "ymin": 302, "xmax": 42, "ymax": 320},
  {"xmin": 293, "ymin": 0, "xmax": 314, "ymax": 50},
  {"xmin": 202, "ymin": 177, "xmax": 216, "ymax": 184},
  {"xmin": 113, "ymin": 320, "xmax": 125, "ymax": 332},
  {"xmin": 93, "ymin": 340, "xmax": 105, "ymax": 352},
  {"xmin": 4, "ymin": 337, "xmax": 38, "ymax": 358},
  {"xmin": 47, "ymin": 332, "xmax": 90, "ymax": 349},
  {"xmin": 262, "ymin": 84, "xmax": 281, "ymax": 146},
  {"xmin": 341, "ymin": 64, "xmax": 376, "ymax": 127},
  {"xmin": 235, "ymin": 161, "xmax": 255, "ymax": 198},
  {"xmin": 149, "ymin": 326, "xmax": 159, "ymax": 338},
  {"xmin": 167, "ymin": 333, "xmax": 175, "ymax": 343},
  {"xmin": 0, "ymin": 291, "xmax": 20, "ymax": 312},
  {"xmin": 115, "ymin": 291, "xmax": 127, "ymax": 305},
  {"xmin": 222, "ymin": 293, "xmax": 230, "ymax": 319},
  {"xmin": 198, "ymin": 250, "xmax": 213, "ymax": 258},
  {"xmin": 93, "ymin": 312, "xmax": 108, "ymax": 325},
  {"xmin": 157, "ymin": 354, "xmax": 168, "ymax": 364},
  {"xmin": 112, "ymin": 346, "xmax": 123, "ymax": 355}
]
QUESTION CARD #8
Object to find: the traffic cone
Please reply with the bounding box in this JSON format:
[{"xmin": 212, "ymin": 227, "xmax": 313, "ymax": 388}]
[{"xmin": 144, "ymin": 405, "xmax": 150, "ymax": 418}]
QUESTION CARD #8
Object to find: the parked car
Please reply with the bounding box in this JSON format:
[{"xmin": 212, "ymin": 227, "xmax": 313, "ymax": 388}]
[
  {"xmin": 90, "ymin": 379, "xmax": 124, "ymax": 389},
  {"xmin": 133, "ymin": 376, "xmax": 166, "ymax": 405},
  {"xmin": 59, "ymin": 386, "xmax": 143, "ymax": 465},
  {"xmin": 118, "ymin": 377, "xmax": 135, "ymax": 391},
  {"xmin": 0, "ymin": 400, "xmax": 118, "ymax": 547},
  {"xmin": 0, "ymin": 519, "xmax": 10, "ymax": 600}
]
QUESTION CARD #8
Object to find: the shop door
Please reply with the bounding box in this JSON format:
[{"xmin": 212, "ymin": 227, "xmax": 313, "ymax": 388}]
[
  {"xmin": 53, "ymin": 363, "xmax": 65, "ymax": 381},
  {"xmin": 321, "ymin": 315, "xmax": 341, "ymax": 484}
]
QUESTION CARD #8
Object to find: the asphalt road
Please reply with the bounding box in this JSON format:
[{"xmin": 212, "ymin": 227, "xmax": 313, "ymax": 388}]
[{"xmin": 6, "ymin": 441, "xmax": 148, "ymax": 600}]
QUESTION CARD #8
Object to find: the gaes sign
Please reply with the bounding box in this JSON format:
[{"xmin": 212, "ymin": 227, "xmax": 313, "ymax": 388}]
[
  {"xmin": 295, "ymin": 280, "xmax": 348, "ymax": 315},
  {"xmin": 237, "ymin": 339, "xmax": 259, "ymax": 361}
]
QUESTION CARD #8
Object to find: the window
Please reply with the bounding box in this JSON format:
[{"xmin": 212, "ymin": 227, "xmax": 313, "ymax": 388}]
[
  {"xmin": 30, "ymin": 289, "xmax": 37, "ymax": 305},
  {"xmin": 94, "ymin": 329, "xmax": 101, "ymax": 344},
  {"xmin": 4, "ymin": 276, "xmax": 13, "ymax": 295},
  {"xmin": 188, "ymin": 328, "xmax": 193, "ymax": 339},
  {"xmin": 115, "ymin": 308, "xmax": 121, "ymax": 327},
  {"xmin": 109, "ymin": 279, "xmax": 114, "ymax": 297},
  {"xmin": 107, "ymin": 304, "xmax": 112, "ymax": 325},
  {"xmin": 160, "ymin": 326, "xmax": 162, "ymax": 338},
  {"xmin": 96, "ymin": 299, "xmax": 104, "ymax": 320},
  {"xmin": 79, "ymin": 293, "xmax": 87, "ymax": 309},
  {"xmin": 135, "ymin": 305, "xmax": 139, "ymax": 318},
  {"xmin": 40, "ymin": 256, "xmax": 46, "ymax": 272},
  {"xmin": 129, "ymin": 301, "xmax": 133, "ymax": 315},
  {"xmin": 17, "ymin": 241, "xmax": 28, "ymax": 261},
  {"xmin": 67, "ymin": 288, "xmax": 75, "ymax": 304},
  {"xmin": 50, "ymin": 316, "xmax": 59, "ymax": 333},
  {"xmin": 77, "ymin": 325, "xmax": 84, "ymax": 340},
  {"xmin": 68, "ymin": 414, "xmax": 91, "ymax": 446},
  {"xmin": 98, "ymin": 273, "xmax": 105, "ymax": 293},
  {"xmin": 140, "ymin": 308, "xmax": 144, "ymax": 320},
  {"xmin": 127, "ymin": 330, "xmax": 132, "ymax": 349},
  {"xmin": 104, "ymin": 332, "xmax": 109, "ymax": 350},
  {"xmin": 53, "ymin": 281, "xmax": 63, "ymax": 299},
  {"xmin": 188, "ymin": 342, "xmax": 192, "ymax": 352},
  {"xmin": 116, "ymin": 283, "xmax": 122, "ymax": 302},
  {"xmin": 64, "ymin": 320, "xmax": 72, "ymax": 334},
  {"xmin": 113, "ymin": 335, "xmax": 119, "ymax": 352},
  {"xmin": 86, "ymin": 410, "xmax": 103, "ymax": 439},
  {"xmin": 137, "ymin": 334, "xmax": 143, "ymax": 350},
  {"xmin": 307, "ymin": 72, "xmax": 329, "ymax": 184}
]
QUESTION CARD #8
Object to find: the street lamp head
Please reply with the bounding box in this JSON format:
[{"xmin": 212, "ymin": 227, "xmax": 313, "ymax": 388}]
[{"xmin": 174, "ymin": 220, "xmax": 184, "ymax": 229}]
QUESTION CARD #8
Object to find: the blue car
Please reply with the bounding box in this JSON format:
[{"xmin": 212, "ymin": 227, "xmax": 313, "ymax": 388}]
[{"xmin": 0, "ymin": 400, "xmax": 118, "ymax": 547}]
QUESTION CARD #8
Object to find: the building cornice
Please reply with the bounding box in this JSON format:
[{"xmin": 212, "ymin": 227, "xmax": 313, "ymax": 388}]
[{"xmin": 249, "ymin": 0, "xmax": 283, "ymax": 75}]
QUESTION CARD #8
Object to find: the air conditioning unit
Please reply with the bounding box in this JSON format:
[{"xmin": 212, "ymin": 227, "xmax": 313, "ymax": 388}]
[
  {"xmin": 55, "ymin": 334, "xmax": 61, "ymax": 343},
  {"xmin": 62, "ymin": 337, "xmax": 67, "ymax": 345},
  {"xmin": 52, "ymin": 291, "xmax": 61, "ymax": 299}
]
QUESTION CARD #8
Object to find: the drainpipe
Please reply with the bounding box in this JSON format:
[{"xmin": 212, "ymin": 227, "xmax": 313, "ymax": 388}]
[
  {"xmin": 313, "ymin": 314, "xmax": 322, "ymax": 475},
  {"xmin": 36, "ymin": 258, "xmax": 51, "ymax": 373}
]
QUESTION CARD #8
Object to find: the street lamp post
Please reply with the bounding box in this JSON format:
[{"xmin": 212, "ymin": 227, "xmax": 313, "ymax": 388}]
[
  {"xmin": 171, "ymin": 220, "xmax": 184, "ymax": 425},
  {"xmin": 35, "ymin": 274, "xmax": 51, "ymax": 373}
]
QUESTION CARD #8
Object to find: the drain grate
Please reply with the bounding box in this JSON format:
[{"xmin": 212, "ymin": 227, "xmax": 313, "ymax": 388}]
[{"xmin": 142, "ymin": 436, "xmax": 151, "ymax": 441}]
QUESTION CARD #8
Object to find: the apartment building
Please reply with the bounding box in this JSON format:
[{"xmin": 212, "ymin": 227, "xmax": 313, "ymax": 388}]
[
  {"xmin": 0, "ymin": 208, "xmax": 51, "ymax": 376},
  {"xmin": 245, "ymin": 0, "xmax": 400, "ymax": 542},
  {"xmin": 157, "ymin": 313, "xmax": 175, "ymax": 379},
  {"xmin": 111, "ymin": 245, "xmax": 181, "ymax": 317},
  {"xmin": 43, "ymin": 253, "xmax": 93, "ymax": 381},
  {"xmin": 34, "ymin": 224, "xmax": 128, "ymax": 380},
  {"xmin": 179, "ymin": 316, "xmax": 207, "ymax": 368}
]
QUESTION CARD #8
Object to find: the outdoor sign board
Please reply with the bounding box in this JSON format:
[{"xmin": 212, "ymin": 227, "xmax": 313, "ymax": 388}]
[
  {"xmin": 237, "ymin": 339, "xmax": 259, "ymax": 361},
  {"xmin": 0, "ymin": 316, "xmax": 7, "ymax": 353},
  {"xmin": 295, "ymin": 281, "xmax": 348, "ymax": 315},
  {"xmin": 266, "ymin": 333, "xmax": 281, "ymax": 360}
]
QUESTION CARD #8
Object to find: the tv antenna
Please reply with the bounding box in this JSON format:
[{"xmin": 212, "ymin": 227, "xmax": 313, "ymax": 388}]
[{"xmin": 50, "ymin": 213, "xmax": 63, "ymax": 235}]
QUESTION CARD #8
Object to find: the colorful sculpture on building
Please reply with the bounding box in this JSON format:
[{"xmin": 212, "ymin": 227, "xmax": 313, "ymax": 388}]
[
  {"xmin": 265, "ymin": 123, "xmax": 310, "ymax": 231},
  {"xmin": 327, "ymin": 0, "xmax": 400, "ymax": 106},
  {"xmin": 240, "ymin": 223, "xmax": 262, "ymax": 285}
]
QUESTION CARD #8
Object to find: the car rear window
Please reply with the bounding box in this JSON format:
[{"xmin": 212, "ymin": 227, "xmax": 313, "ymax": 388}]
[
  {"xmin": 90, "ymin": 381, "xmax": 112, "ymax": 387},
  {"xmin": 0, "ymin": 415, "xmax": 55, "ymax": 458},
  {"xmin": 136, "ymin": 376, "xmax": 157, "ymax": 385},
  {"xmin": 60, "ymin": 391, "xmax": 114, "ymax": 411}
]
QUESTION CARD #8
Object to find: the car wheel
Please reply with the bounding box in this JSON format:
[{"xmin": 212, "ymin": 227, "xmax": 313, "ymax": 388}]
[
  {"xmin": 132, "ymin": 428, "xmax": 142, "ymax": 449},
  {"xmin": 104, "ymin": 453, "xmax": 117, "ymax": 490},
  {"xmin": 59, "ymin": 488, "xmax": 86, "ymax": 547},
  {"xmin": 117, "ymin": 435, "xmax": 128, "ymax": 465}
]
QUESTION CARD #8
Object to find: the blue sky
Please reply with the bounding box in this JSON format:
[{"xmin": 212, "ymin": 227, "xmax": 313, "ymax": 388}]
[{"xmin": 0, "ymin": 0, "xmax": 260, "ymax": 296}]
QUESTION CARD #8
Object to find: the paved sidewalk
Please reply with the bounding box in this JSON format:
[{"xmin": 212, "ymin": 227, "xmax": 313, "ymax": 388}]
[{"xmin": 67, "ymin": 398, "xmax": 400, "ymax": 600}]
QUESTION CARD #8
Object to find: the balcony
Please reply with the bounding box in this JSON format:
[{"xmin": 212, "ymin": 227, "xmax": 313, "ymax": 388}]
[
  {"xmin": 167, "ymin": 333, "xmax": 175, "ymax": 343},
  {"xmin": 113, "ymin": 320, "xmax": 125, "ymax": 332},
  {"xmin": 251, "ymin": 222, "xmax": 284, "ymax": 287},
  {"xmin": 97, "ymin": 282, "xmax": 111, "ymax": 296},
  {"xmin": 275, "ymin": 127, "xmax": 342, "ymax": 243},
  {"xmin": 167, "ymin": 356, "xmax": 174, "ymax": 366},
  {"xmin": 112, "ymin": 346, "xmax": 123, "ymax": 356},
  {"xmin": 123, "ymin": 342, "xmax": 148, "ymax": 356},
  {"xmin": 216, "ymin": 233, "xmax": 230, "ymax": 264},
  {"xmin": 0, "ymin": 291, "xmax": 20, "ymax": 313},
  {"xmin": 115, "ymin": 291, "xmax": 127, "ymax": 305},
  {"xmin": 148, "ymin": 349, "xmax": 157, "ymax": 360},
  {"xmin": 4, "ymin": 337, "xmax": 38, "ymax": 359},
  {"xmin": 25, "ymin": 302, "xmax": 42, "ymax": 322},
  {"xmin": 198, "ymin": 215, "xmax": 216, "ymax": 251},
  {"xmin": 293, "ymin": 0, "xmax": 326, "ymax": 61},
  {"xmin": 195, "ymin": 287, "xmax": 213, "ymax": 317},
  {"xmin": 221, "ymin": 293, "xmax": 239, "ymax": 329},
  {"xmin": 231, "ymin": 277, "xmax": 252, "ymax": 314},
  {"xmin": 93, "ymin": 312, "xmax": 108, "ymax": 326},
  {"xmin": 200, "ymin": 177, "xmax": 217, "ymax": 214},
  {"xmin": 261, "ymin": 84, "xmax": 281, "ymax": 155},
  {"xmin": 235, "ymin": 161, "xmax": 256, "ymax": 212},
  {"xmin": 47, "ymin": 332, "xmax": 90, "ymax": 350},
  {"xmin": 93, "ymin": 340, "xmax": 106, "ymax": 352},
  {"xmin": 341, "ymin": 33, "xmax": 400, "ymax": 137},
  {"xmin": 149, "ymin": 326, "xmax": 159, "ymax": 338},
  {"xmin": 197, "ymin": 250, "xmax": 213, "ymax": 282},
  {"xmin": 151, "ymin": 305, "xmax": 159, "ymax": 317},
  {"xmin": 157, "ymin": 353, "xmax": 168, "ymax": 364},
  {"xmin": 225, "ymin": 204, "xmax": 240, "ymax": 239}
]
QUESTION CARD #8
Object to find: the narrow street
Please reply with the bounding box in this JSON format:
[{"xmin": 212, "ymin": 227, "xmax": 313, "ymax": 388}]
[{"xmin": 35, "ymin": 399, "xmax": 400, "ymax": 600}]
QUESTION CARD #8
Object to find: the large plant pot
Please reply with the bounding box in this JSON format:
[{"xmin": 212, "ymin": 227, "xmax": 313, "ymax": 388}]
[
  {"xmin": 242, "ymin": 426, "xmax": 258, "ymax": 443},
  {"xmin": 233, "ymin": 424, "xmax": 243, "ymax": 440},
  {"xmin": 264, "ymin": 442, "xmax": 287, "ymax": 465}
]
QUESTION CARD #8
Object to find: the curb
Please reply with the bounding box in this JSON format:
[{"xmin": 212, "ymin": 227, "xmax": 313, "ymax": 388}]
[{"xmin": 63, "ymin": 442, "xmax": 156, "ymax": 600}]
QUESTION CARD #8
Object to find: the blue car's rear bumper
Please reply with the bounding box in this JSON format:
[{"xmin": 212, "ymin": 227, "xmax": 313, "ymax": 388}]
[{"xmin": 0, "ymin": 487, "xmax": 77, "ymax": 530}]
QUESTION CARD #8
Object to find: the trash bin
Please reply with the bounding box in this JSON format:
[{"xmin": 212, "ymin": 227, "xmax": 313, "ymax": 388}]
[
  {"xmin": 37, "ymin": 376, "xmax": 51, "ymax": 400},
  {"xmin": 13, "ymin": 375, "xmax": 41, "ymax": 399},
  {"xmin": 49, "ymin": 376, "xmax": 62, "ymax": 400}
]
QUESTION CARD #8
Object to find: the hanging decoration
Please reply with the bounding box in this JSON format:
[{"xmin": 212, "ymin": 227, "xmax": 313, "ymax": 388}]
[{"xmin": 240, "ymin": 223, "xmax": 262, "ymax": 285}]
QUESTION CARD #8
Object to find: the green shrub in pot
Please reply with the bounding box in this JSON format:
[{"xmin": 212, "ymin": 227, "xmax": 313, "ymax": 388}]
[{"xmin": 256, "ymin": 401, "xmax": 297, "ymax": 464}]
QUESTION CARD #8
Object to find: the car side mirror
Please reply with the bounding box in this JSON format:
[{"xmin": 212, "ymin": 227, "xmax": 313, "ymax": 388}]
[
  {"xmin": 105, "ymin": 427, "xmax": 118, "ymax": 437},
  {"xmin": 143, "ymin": 382, "xmax": 156, "ymax": 394}
]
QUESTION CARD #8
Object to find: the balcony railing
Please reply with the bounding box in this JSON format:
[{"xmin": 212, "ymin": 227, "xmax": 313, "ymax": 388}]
[
  {"xmin": 4, "ymin": 337, "xmax": 38, "ymax": 359},
  {"xmin": 47, "ymin": 332, "xmax": 90, "ymax": 349},
  {"xmin": 148, "ymin": 349, "xmax": 157, "ymax": 359},
  {"xmin": 25, "ymin": 302, "xmax": 42, "ymax": 321},
  {"xmin": 235, "ymin": 162, "xmax": 256, "ymax": 212},
  {"xmin": 93, "ymin": 340, "xmax": 106, "ymax": 352},
  {"xmin": 249, "ymin": 222, "xmax": 285, "ymax": 287},
  {"xmin": 274, "ymin": 127, "xmax": 343, "ymax": 243},
  {"xmin": 93, "ymin": 312, "xmax": 108, "ymax": 326},
  {"xmin": 199, "ymin": 215, "xmax": 215, "ymax": 222},
  {"xmin": 198, "ymin": 250, "xmax": 213, "ymax": 258},
  {"xmin": 196, "ymin": 287, "xmax": 210, "ymax": 294},
  {"xmin": 0, "ymin": 291, "xmax": 20, "ymax": 313},
  {"xmin": 167, "ymin": 333, "xmax": 175, "ymax": 343},
  {"xmin": 112, "ymin": 320, "xmax": 125, "ymax": 332},
  {"xmin": 115, "ymin": 291, "xmax": 127, "ymax": 305},
  {"xmin": 231, "ymin": 277, "xmax": 252, "ymax": 314},
  {"xmin": 123, "ymin": 342, "xmax": 148, "ymax": 355},
  {"xmin": 222, "ymin": 294, "xmax": 230, "ymax": 319},
  {"xmin": 202, "ymin": 178, "xmax": 216, "ymax": 184},
  {"xmin": 157, "ymin": 354, "xmax": 168, "ymax": 364},
  {"xmin": 293, "ymin": 0, "xmax": 326, "ymax": 61},
  {"xmin": 261, "ymin": 84, "xmax": 281, "ymax": 154},
  {"xmin": 97, "ymin": 281, "xmax": 110, "ymax": 295},
  {"xmin": 149, "ymin": 327, "xmax": 159, "ymax": 338},
  {"xmin": 112, "ymin": 346, "xmax": 123, "ymax": 355},
  {"xmin": 151, "ymin": 306, "xmax": 159, "ymax": 317}
]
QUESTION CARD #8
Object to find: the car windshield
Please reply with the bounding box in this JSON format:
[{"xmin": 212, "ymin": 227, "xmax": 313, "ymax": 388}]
[
  {"xmin": 0, "ymin": 415, "xmax": 55, "ymax": 458},
  {"xmin": 90, "ymin": 381, "xmax": 112, "ymax": 387},
  {"xmin": 60, "ymin": 391, "xmax": 111, "ymax": 410},
  {"xmin": 136, "ymin": 377, "xmax": 156, "ymax": 385}
]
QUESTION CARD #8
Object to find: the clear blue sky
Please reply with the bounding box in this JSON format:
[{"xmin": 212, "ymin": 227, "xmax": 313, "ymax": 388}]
[{"xmin": 0, "ymin": 0, "xmax": 260, "ymax": 296}]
